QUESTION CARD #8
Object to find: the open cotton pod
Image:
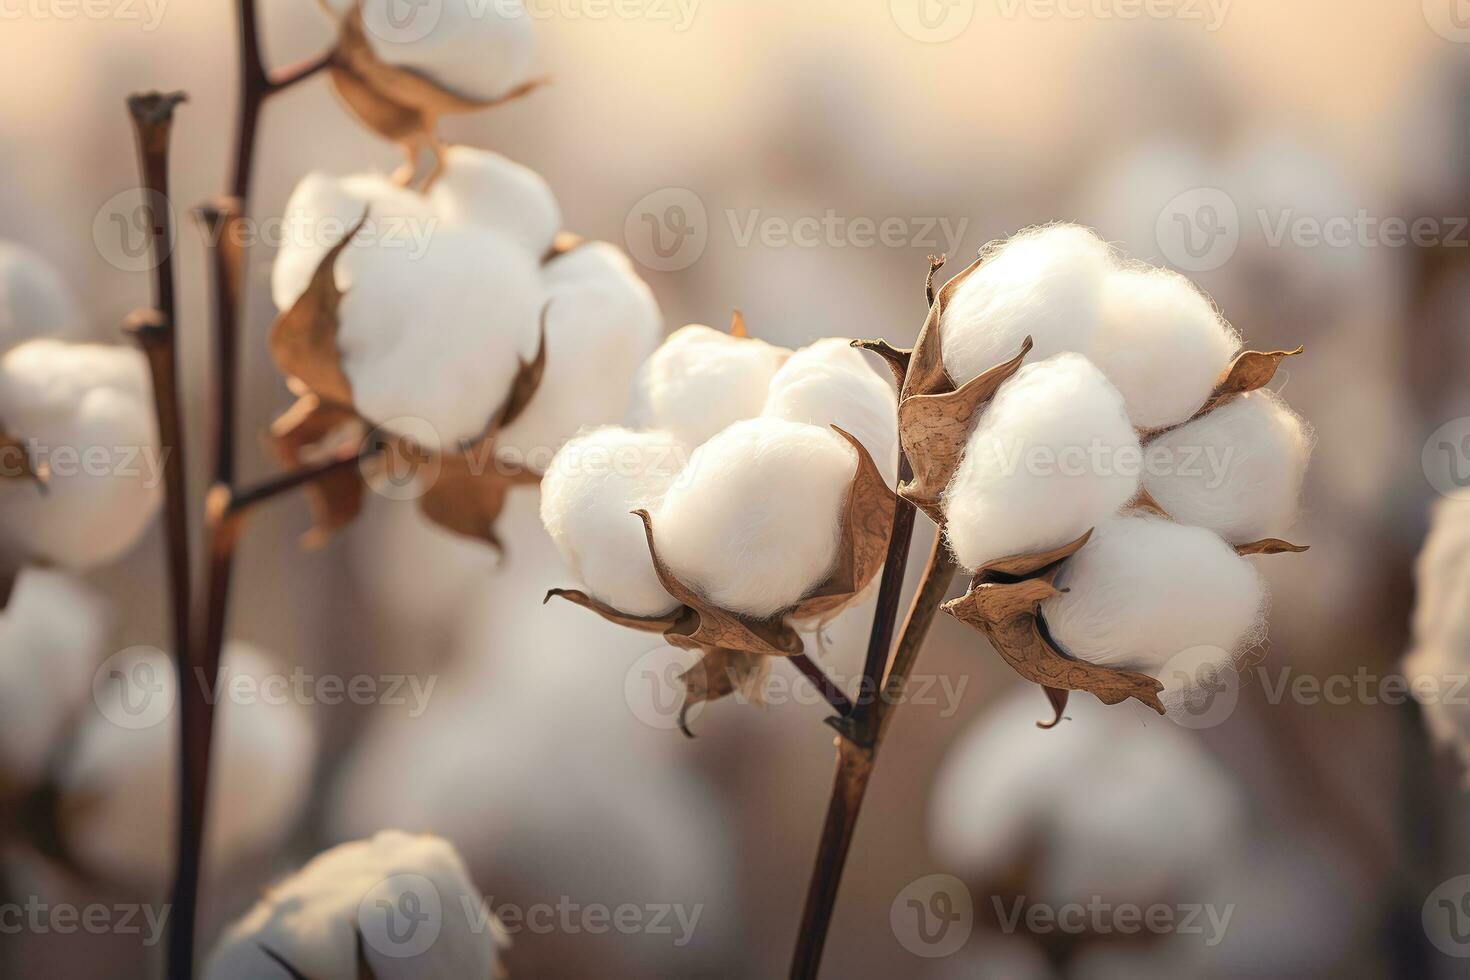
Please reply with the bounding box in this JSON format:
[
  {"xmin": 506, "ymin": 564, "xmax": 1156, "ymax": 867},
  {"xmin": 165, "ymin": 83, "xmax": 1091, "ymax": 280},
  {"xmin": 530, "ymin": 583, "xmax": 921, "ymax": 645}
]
[
  {"xmin": 0, "ymin": 243, "xmax": 84, "ymax": 353},
  {"xmin": 0, "ymin": 339, "xmax": 162, "ymax": 570},
  {"xmin": 1403, "ymin": 498, "xmax": 1470, "ymax": 772},
  {"xmin": 56, "ymin": 644, "xmax": 315, "ymax": 888},
  {"xmin": 322, "ymin": 0, "xmax": 541, "ymax": 185},
  {"xmin": 205, "ymin": 831, "xmax": 503, "ymax": 980}
]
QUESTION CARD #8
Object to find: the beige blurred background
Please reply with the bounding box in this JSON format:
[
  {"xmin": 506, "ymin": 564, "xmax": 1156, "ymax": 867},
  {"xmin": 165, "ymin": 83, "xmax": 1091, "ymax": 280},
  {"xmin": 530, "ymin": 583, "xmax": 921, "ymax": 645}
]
[{"xmin": 2, "ymin": 0, "xmax": 1470, "ymax": 977}]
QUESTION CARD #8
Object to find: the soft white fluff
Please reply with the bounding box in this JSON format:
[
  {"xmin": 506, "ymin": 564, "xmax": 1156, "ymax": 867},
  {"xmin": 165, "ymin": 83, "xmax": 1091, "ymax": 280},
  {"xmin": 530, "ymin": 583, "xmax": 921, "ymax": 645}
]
[
  {"xmin": 206, "ymin": 831, "xmax": 501, "ymax": 980},
  {"xmin": 0, "ymin": 243, "xmax": 83, "ymax": 352},
  {"xmin": 942, "ymin": 354, "xmax": 1141, "ymax": 571},
  {"xmin": 929, "ymin": 689, "xmax": 1243, "ymax": 907},
  {"xmin": 1095, "ymin": 267, "xmax": 1238, "ymax": 429},
  {"xmin": 0, "ymin": 568, "xmax": 111, "ymax": 785},
  {"xmin": 627, "ymin": 324, "xmax": 791, "ymax": 448},
  {"xmin": 655, "ymin": 418, "xmax": 855, "ymax": 618},
  {"xmin": 60, "ymin": 645, "xmax": 315, "ymax": 886},
  {"xmin": 1143, "ymin": 390, "xmax": 1312, "ymax": 544},
  {"xmin": 0, "ymin": 340, "xmax": 161, "ymax": 569},
  {"xmin": 763, "ymin": 338, "xmax": 900, "ymax": 483},
  {"xmin": 940, "ymin": 225, "xmax": 1113, "ymax": 386},
  {"xmin": 540, "ymin": 427, "xmax": 685, "ymax": 617},
  {"xmin": 428, "ymin": 144, "xmax": 559, "ymax": 254},
  {"xmin": 1403, "ymin": 499, "xmax": 1470, "ymax": 771},
  {"xmin": 1041, "ymin": 515, "xmax": 1267, "ymax": 681},
  {"xmin": 353, "ymin": 0, "xmax": 535, "ymax": 102},
  {"xmin": 497, "ymin": 243, "xmax": 662, "ymax": 470}
]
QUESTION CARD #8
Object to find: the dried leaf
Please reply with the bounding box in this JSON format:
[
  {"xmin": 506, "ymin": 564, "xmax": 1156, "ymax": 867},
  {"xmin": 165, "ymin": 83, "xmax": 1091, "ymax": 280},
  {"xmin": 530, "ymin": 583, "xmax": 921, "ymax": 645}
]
[
  {"xmin": 1128, "ymin": 486, "xmax": 1171, "ymax": 518},
  {"xmin": 850, "ymin": 339, "xmax": 911, "ymax": 389},
  {"xmin": 729, "ymin": 309, "xmax": 747, "ymax": 338},
  {"xmin": 1040, "ymin": 686, "xmax": 1070, "ymax": 730},
  {"xmin": 676, "ymin": 647, "xmax": 769, "ymax": 737},
  {"xmin": 491, "ymin": 310, "xmax": 549, "ymax": 432},
  {"xmin": 543, "ymin": 589, "xmax": 682, "ymax": 634},
  {"xmin": 1196, "ymin": 347, "xmax": 1303, "ymax": 417},
  {"xmin": 901, "ymin": 253, "xmax": 987, "ymax": 401},
  {"xmin": 1235, "ymin": 538, "xmax": 1310, "ymax": 557},
  {"xmin": 414, "ymin": 443, "xmax": 539, "ymax": 552},
  {"xmin": 897, "ymin": 339, "xmax": 1031, "ymax": 522},
  {"xmin": 269, "ymin": 395, "xmax": 367, "ymax": 548},
  {"xmin": 974, "ymin": 529, "xmax": 1092, "ymax": 580},
  {"xmin": 268, "ymin": 216, "xmax": 365, "ymax": 406}
]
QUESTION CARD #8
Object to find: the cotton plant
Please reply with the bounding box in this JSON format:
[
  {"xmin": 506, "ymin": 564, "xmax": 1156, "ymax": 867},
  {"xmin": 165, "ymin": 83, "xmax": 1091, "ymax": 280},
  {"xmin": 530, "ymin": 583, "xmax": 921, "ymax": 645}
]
[
  {"xmin": 1403, "ymin": 498, "xmax": 1470, "ymax": 772},
  {"xmin": 269, "ymin": 145, "xmax": 660, "ymax": 550},
  {"xmin": 542, "ymin": 318, "xmax": 900, "ymax": 730},
  {"xmin": 205, "ymin": 831, "xmax": 505, "ymax": 979}
]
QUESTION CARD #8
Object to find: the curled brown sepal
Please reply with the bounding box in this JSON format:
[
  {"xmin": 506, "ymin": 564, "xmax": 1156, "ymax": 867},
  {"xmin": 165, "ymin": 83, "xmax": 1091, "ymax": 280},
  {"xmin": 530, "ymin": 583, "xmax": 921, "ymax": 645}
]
[
  {"xmin": 542, "ymin": 231, "xmax": 587, "ymax": 265},
  {"xmin": 1194, "ymin": 346, "xmax": 1304, "ymax": 418},
  {"xmin": 0, "ymin": 430, "xmax": 46, "ymax": 492},
  {"xmin": 675, "ymin": 648, "xmax": 769, "ymax": 738},
  {"xmin": 1235, "ymin": 538, "xmax": 1310, "ymax": 557},
  {"xmin": 268, "ymin": 395, "xmax": 368, "ymax": 549},
  {"xmin": 850, "ymin": 339, "xmax": 910, "ymax": 389},
  {"xmin": 543, "ymin": 589, "xmax": 683, "ymax": 634},
  {"xmin": 268, "ymin": 213, "xmax": 366, "ymax": 406},
  {"xmin": 729, "ymin": 309, "xmax": 748, "ymax": 338}
]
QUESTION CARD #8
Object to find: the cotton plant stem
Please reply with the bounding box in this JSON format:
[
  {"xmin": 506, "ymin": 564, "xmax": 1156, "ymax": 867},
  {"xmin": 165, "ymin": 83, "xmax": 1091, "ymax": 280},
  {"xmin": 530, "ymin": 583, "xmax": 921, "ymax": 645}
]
[
  {"xmin": 790, "ymin": 534, "xmax": 958, "ymax": 980},
  {"xmin": 791, "ymin": 653, "xmax": 856, "ymax": 717}
]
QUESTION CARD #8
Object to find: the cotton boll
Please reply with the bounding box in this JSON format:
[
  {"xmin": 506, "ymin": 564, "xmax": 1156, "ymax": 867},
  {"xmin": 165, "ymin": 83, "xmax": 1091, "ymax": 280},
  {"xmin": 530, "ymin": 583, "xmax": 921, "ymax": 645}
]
[
  {"xmin": 1095, "ymin": 267, "xmax": 1238, "ymax": 429},
  {"xmin": 498, "ymin": 243, "xmax": 661, "ymax": 469},
  {"xmin": 60, "ymin": 644, "xmax": 315, "ymax": 887},
  {"xmin": 762, "ymin": 338, "xmax": 899, "ymax": 484},
  {"xmin": 655, "ymin": 418, "xmax": 854, "ymax": 618},
  {"xmin": 1403, "ymin": 499, "xmax": 1470, "ymax": 770},
  {"xmin": 354, "ymin": 0, "xmax": 535, "ymax": 103},
  {"xmin": 942, "ymin": 354, "xmax": 1141, "ymax": 572},
  {"xmin": 429, "ymin": 145, "xmax": 560, "ymax": 254},
  {"xmin": 0, "ymin": 340, "xmax": 161, "ymax": 569},
  {"xmin": 939, "ymin": 224, "xmax": 1114, "ymax": 386},
  {"xmin": 1041, "ymin": 515, "xmax": 1267, "ymax": 679},
  {"xmin": 628, "ymin": 325, "xmax": 791, "ymax": 448},
  {"xmin": 0, "ymin": 568, "xmax": 111, "ymax": 786},
  {"xmin": 540, "ymin": 427, "xmax": 685, "ymax": 617},
  {"xmin": 0, "ymin": 243, "xmax": 84, "ymax": 352},
  {"xmin": 206, "ymin": 831, "xmax": 500, "ymax": 980},
  {"xmin": 1143, "ymin": 390, "xmax": 1312, "ymax": 544}
]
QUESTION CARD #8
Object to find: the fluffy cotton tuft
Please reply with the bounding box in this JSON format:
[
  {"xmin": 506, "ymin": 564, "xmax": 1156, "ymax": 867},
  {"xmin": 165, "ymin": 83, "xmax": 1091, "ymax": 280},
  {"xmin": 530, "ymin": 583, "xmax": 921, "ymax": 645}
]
[
  {"xmin": 206, "ymin": 831, "xmax": 502, "ymax": 980},
  {"xmin": 0, "ymin": 339, "xmax": 162, "ymax": 569},
  {"xmin": 1095, "ymin": 266, "xmax": 1238, "ymax": 429},
  {"xmin": 540, "ymin": 427, "xmax": 686, "ymax": 617},
  {"xmin": 1041, "ymin": 515, "xmax": 1267, "ymax": 684},
  {"xmin": 763, "ymin": 338, "xmax": 899, "ymax": 483},
  {"xmin": 428, "ymin": 144, "xmax": 560, "ymax": 252},
  {"xmin": 628, "ymin": 325, "xmax": 791, "ymax": 448},
  {"xmin": 940, "ymin": 225, "xmax": 1114, "ymax": 386},
  {"xmin": 0, "ymin": 568, "xmax": 111, "ymax": 785},
  {"xmin": 1143, "ymin": 390, "xmax": 1312, "ymax": 544},
  {"xmin": 0, "ymin": 243, "xmax": 84, "ymax": 352},
  {"xmin": 60, "ymin": 644, "xmax": 316, "ymax": 886},
  {"xmin": 655, "ymin": 418, "xmax": 855, "ymax": 618},
  {"xmin": 352, "ymin": 0, "xmax": 535, "ymax": 102},
  {"xmin": 1403, "ymin": 499, "xmax": 1470, "ymax": 771},
  {"xmin": 943, "ymin": 353, "xmax": 1141, "ymax": 571}
]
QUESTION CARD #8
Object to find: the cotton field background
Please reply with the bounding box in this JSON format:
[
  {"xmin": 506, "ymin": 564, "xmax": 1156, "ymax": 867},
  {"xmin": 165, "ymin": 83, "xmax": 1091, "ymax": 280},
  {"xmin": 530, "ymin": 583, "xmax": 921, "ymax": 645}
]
[{"xmin": 0, "ymin": 1, "xmax": 1467, "ymax": 978}]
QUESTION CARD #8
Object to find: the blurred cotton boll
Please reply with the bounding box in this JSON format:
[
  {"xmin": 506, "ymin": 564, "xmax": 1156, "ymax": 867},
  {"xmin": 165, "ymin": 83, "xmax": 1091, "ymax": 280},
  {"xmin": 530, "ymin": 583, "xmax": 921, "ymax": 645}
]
[
  {"xmin": 942, "ymin": 354, "xmax": 1141, "ymax": 572},
  {"xmin": 540, "ymin": 426, "xmax": 685, "ymax": 617},
  {"xmin": 1040, "ymin": 515, "xmax": 1267, "ymax": 681},
  {"xmin": 0, "ymin": 568, "xmax": 111, "ymax": 788},
  {"xmin": 1143, "ymin": 390, "xmax": 1313, "ymax": 545},
  {"xmin": 57, "ymin": 644, "xmax": 315, "ymax": 888},
  {"xmin": 0, "ymin": 243, "xmax": 84, "ymax": 352},
  {"xmin": 0, "ymin": 339, "xmax": 161, "ymax": 570},
  {"xmin": 1095, "ymin": 267, "xmax": 1238, "ymax": 429},
  {"xmin": 930, "ymin": 689, "xmax": 1244, "ymax": 910},
  {"xmin": 1403, "ymin": 499, "xmax": 1470, "ymax": 771},
  {"xmin": 205, "ymin": 831, "xmax": 502, "ymax": 980},
  {"xmin": 655, "ymin": 418, "xmax": 855, "ymax": 619},
  {"xmin": 428, "ymin": 143, "xmax": 561, "ymax": 250},
  {"xmin": 939, "ymin": 224, "xmax": 1113, "ymax": 386},
  {"xmin": 628, "ymin": 324, "xmax": 791, "ymax": 448}
]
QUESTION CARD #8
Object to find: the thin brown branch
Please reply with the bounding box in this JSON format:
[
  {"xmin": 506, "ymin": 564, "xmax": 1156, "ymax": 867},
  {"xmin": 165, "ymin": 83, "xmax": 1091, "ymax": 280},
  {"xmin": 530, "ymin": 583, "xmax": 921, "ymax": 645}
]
[
  {"xmin": 791, "ymin": 653, "xmax": 855, "ymax": 717},
  {"xmin": 195, "ymin": 201, "xmax": 245, "ymax": 488}
]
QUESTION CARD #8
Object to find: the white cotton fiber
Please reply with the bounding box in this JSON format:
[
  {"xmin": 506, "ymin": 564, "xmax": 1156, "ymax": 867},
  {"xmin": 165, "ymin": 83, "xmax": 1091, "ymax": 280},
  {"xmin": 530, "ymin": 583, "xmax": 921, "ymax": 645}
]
[
  {"xmin": 654, "ymin": 418, "xmax": 855, "ymax": 618},
  {"xmin": 0, "ymin": 568, "xmax": 111, "ymax": 785},
  {"xmin": 0, "ymin": 339, "xmax": 162, "ymax": 569},
  {"xmin": 762, "ymin": 338, "xmax": 899, "ymax": 483},
  {"xmin": 0, "ymin": 243, "xmax": 84, "ymax": 352},
  {"xmin": 60, "ymin": 644, "xmax": 316, "ymax": 887},
  {"xmin": 429, "ymin": 145, "xmax": 560, "ymax": 254},
  {"xmin": 942, "ymin": 353, "xmax": 1141, "ymax": 572},
  {"xmin": 540, "ymin": 427, "xmax": 686, "ymax": 617},
  {"xmin": 1094, "ymin": 266, "xmax": 1238, "ymax": 429},
  {"xmin": 355, "ymin": 0, "xmax": 535, "ymax": 103},
  {"xmin": 497, "ymin": 242, "xmax": 662, "ymax": 470},
  {"xmin": 1143, "ymin": 390, "xmax": 1312, "ymax": 544},
  {"xmin": 206, "ymin": 831, "xmax": 501, "ymax": 980},
  {"xmin": 1403, "ymin": 499, "xmax": 1470, "ymax": 771},
  {"xmin": 1041, "ymin": 515, "xmax": 1267, "ymax": 679},
  {"xmin": 628, "ymin": 324, "xmax": 791, "ymax": 448},
  {"xmin": 939, "ymin": 224, "xmax": 1114, "ymax": 386}
]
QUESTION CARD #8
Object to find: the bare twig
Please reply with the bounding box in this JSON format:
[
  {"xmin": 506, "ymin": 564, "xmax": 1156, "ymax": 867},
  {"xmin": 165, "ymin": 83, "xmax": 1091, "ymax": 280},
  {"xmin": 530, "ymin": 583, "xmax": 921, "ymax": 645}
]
[{"xmin": 791, "ymin": 653, "xmax": 855, "ymax": 718}]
